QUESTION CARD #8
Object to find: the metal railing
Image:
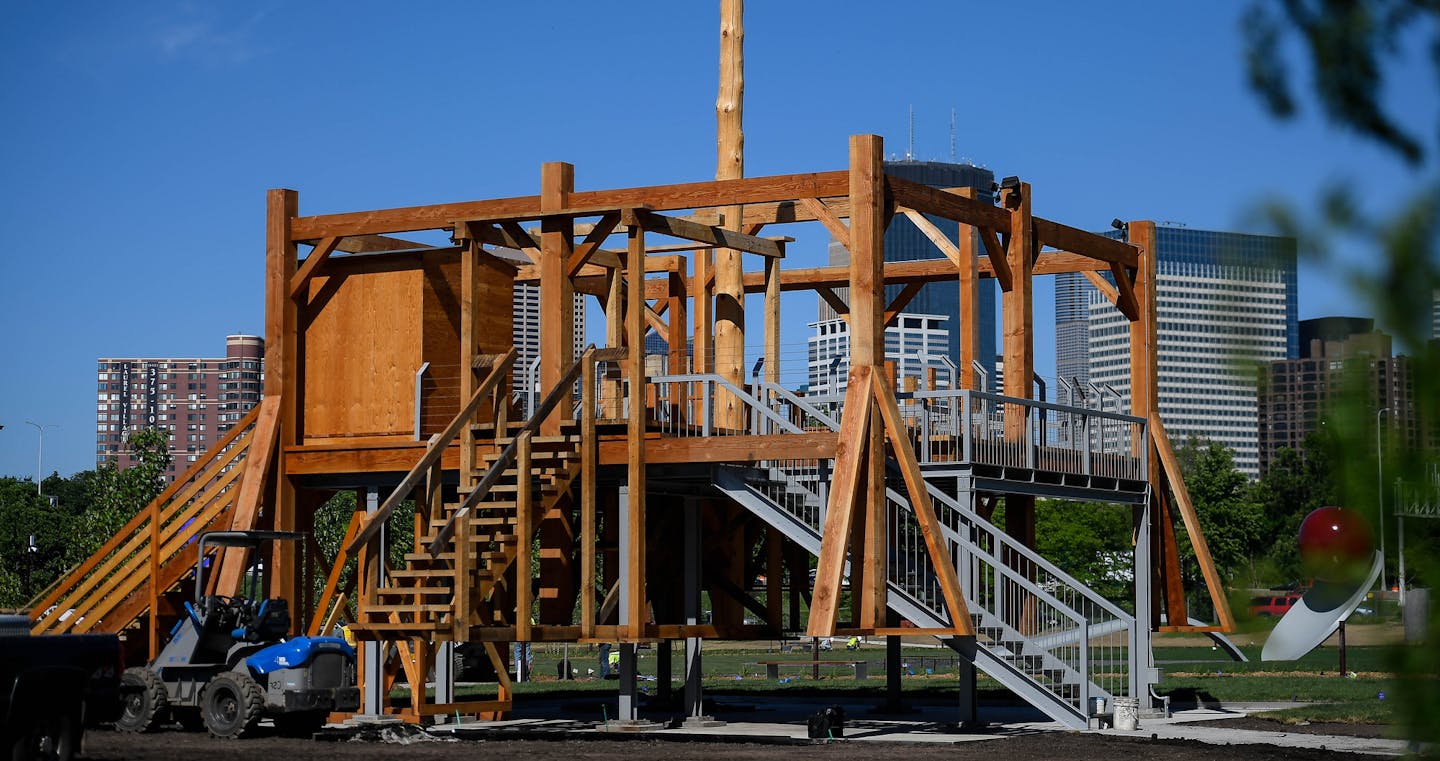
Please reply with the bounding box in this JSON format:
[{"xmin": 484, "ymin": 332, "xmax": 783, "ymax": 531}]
[{"xmin": 783, "ymin": 387, "xmax": 1146, "ymax": 482}]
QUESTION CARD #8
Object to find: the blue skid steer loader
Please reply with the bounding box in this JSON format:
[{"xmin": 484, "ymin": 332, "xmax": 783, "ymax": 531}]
[{"xmin": 116, "ymin": 531, "xmax": 358, "ymax": 738}]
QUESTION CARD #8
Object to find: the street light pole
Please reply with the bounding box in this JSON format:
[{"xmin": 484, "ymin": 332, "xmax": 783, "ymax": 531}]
[
  {"xmin": 1376, "ymin": 406, "xmax": 1389, "ymax": 612},
  {"xmin": 24, "ymin": 420, "xmax": 57, "ymax": 497}
]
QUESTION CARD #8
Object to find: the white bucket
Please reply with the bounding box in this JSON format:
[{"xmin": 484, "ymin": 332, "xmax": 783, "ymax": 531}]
[{"xmin": 1112, "ymin": 697, "xmax": 1139, "ymax": 731}]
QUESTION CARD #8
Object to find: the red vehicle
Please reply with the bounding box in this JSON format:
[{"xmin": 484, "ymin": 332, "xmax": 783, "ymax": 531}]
[{"xmin": 1248, "ymin": 594, "xmax": 1302, "ymax": 618}]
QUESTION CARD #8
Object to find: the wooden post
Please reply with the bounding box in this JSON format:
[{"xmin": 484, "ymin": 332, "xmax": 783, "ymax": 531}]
[
  {"xmin": 624, "ymin": 211, "xmax": 648, "ymax": 639},
  {"xmin": 849, "ymin": 134, "xmax": 887, "ymax": 629},
  {"xmin": 265, "ymin": 189, "xmax": 300, "ymax": 621},
  {"xmin": 147, "ymin": 498, "xmax": 160, "ymax": 659},
  {"xmin": 714, "ymin": 0, "xmax": 745, "ymax": 429},
  {"xmin": 1001, "ymin": 181, "xmax": 1035, "ymax": 549},
  {"xmin": 693, "ymin": 250, "xmax": 713, "ymax": 374},
  {"xmin": 516, "ymin": 433, "xmax": 533, "ymax": 643},
  {"xmin": 956, "ymin": 188, "xmax": 981, "ymax": 390},
  {"xmin": 581, "ymin": 352, "xmax": 597, "ymax": 636},
  {"xmin": 668, "ymin": 261, "xmax": 690, "ymax": 413},
  {"xmin": 604, "ymin": 272, "xmax": 624, "ymax": 418},
  {"xmin": 540, "ymin": 162, "xmax": 576, "ymax": 436},
  {"xmin": 764, "ymin": 254, "xmax": 780, "ymax": 385}
]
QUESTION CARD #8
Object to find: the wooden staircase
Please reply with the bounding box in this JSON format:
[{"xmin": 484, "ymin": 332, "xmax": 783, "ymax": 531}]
[
  {"xmin": 355, "ymin": 429, "xmax": 583, "ymax": 640},
  {"xmin": 27, "ymin": 398, "xmax": 279, "ymax": 658}
]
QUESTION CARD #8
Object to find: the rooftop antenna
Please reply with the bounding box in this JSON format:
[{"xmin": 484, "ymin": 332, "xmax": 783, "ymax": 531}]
[
  {"xmin": 950, "ymin": 108, "xmax": 956, "ymax": 162},
  {"xmin": 907, "ymin": 104, "xmax": 914, "ymax": 161}
]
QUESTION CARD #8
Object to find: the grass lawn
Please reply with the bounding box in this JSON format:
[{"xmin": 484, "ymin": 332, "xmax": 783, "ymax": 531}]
[{"xmin": 386, "ymin": 638, "xmax": 1429, "ymax": 727}]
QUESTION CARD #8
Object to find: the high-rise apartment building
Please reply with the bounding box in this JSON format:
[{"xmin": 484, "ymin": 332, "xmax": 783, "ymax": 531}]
[
  {"xmin": 818, "ymin": 160, "xmax": 997, "ymax": 383},
  {"xmin": 1258, "ymin": 317, "xmax": 1418, "ymax": 473},
  {"xmin": 1057, "ymin": 226, "xmax": 1298, "ymax": 477},
  {"xmin": 96, "ymin": 335, "xmax": 264, "ymax": 482}
]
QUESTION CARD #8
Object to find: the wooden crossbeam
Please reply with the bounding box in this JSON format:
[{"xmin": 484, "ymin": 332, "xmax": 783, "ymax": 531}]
[
  {"xmin": 883, "ymin": 281, "xmax": 925, "ymax": 327},
  {"xmin": 1033, "ymin": 217, "xmax": 1138, "ymax": 269},
  {"xmin": 981, "ymin": 227, "xmax": 1012, "ymax": 292},
  {"xmin": 1109, "ymin": 262, "xmax": 1140, "ymax": 321},
  {"xmin": 566, "ymin": 212, "xmax": 621, "ymax": 276},
  {"xmin": 900, "ymin": 208, "xmax": 961, "ymax": 266},
  {"xmin": 800, "ymin": 197, "xmax": 851, "ymax": 250},
  {"xmin": 1082, "ymin": 269, "xmax": 1120, "ymax": 305},
  {"xmin": 806, "ymin": 367, "xmax": 873, "ymax": 637},
  {"xmin": 817, "ymin": 286, "xmax": 849, "ymax": 318},
  {"xmin": 637, "ymin": 209, "xmax": 782, "ymax": 257},
  {"xmin": 871, "ymin": 379, "xmax": 972, "ymax": 635},
  {"xmin": 1150, "ymin": 413, "xmax": 1237, "ymax": 631},
  {"xmin": 288, "ymin": 237, "xmax": 340, "ymax": 299}
]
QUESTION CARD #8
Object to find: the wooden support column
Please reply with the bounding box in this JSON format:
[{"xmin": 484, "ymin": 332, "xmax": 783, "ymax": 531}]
[
  {"xmin": 668, "ymin": 261, "xmax": 690, "ymax": 413},
  {"xmin": 764, "ymin": 252, "xmax": 780, "ymax": 385},
  {"xmin": 692, "ymin": 250, "xmax": 713, "ymax": 374},
  {"xmin": 849, "ymin": 134, "xmax": 887, "ymax": 629},
  {"xmin": 540, "ymin": 162, "xmax": 576, "ymax": 435},
  {"xmin": 714, "ymin": 0, "xmax": 745, "ymax": 429},
  {"xmin": 581, "ymin": 353, "xmax": 598, "ymax": 636},
  {"xmin": 603, "ymin": 271, "xmax": 624, "ymax": 418},
  {"xmin": 956, "ymin": 188, "xmax": 981, "ymax": 389},
  {"xmin": 623, "ymin": 211, "xmax": 648, "ymax": 639},
  {"xmin": 1001, "ymin": 181, "xmax": 1035, "ymax": 549},
  {"xmin": 265, "ymin": 188, "xmax": 300, "ymax": 620}
]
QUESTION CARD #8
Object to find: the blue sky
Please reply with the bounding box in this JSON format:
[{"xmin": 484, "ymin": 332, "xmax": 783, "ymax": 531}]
[{"xmin": 1, "ymin": 2, "xmax": 1433, "ymax": 478}]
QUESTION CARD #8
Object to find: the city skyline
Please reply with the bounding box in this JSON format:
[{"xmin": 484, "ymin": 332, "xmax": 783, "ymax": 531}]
[{"xmin": 3, "ymin": 3, "xmax": 1434, "ymax": 477}]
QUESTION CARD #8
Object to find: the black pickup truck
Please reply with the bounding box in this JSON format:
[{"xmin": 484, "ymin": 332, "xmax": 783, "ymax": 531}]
[{"xmin": 1, "ymin": 614, "xmax": 124, "ymax": 761}]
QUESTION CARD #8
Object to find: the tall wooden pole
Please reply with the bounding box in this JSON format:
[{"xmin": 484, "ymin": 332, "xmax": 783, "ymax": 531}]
[
  {"xmin": 714, "ymin": 0, "xmax": 745, "ymax": 428},
  {"xmin": 265, "ymin": 188, "xmax": 300, "ymax": 624},
  {"xmin": 849, "ymin": 135, "xmax": 887, "ymax": 628},
  {"xmin": 540, "ymin": 162, "xmax": 576, "ymax": 436},
  {"xmin": 1001, "ymin": 182, "xmax": 1035, "ymax": 549},
  {"xmin": 956, "ymin": 188, "xmax": 981, "ymax": 390}
]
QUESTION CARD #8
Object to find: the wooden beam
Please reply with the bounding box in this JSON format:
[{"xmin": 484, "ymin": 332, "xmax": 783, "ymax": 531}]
[
  {"xmin": 1082, "ymin": 269, "xmax": 1120, "ymax": 305},
  {"xmin": 580, "ymin": 353, "xmax": 597, "ymax": 637},
  {"xmin": 1033, "ymin": 217, "xmax": 1139, "ymax": 269},
  {"xmin": 515, "ymin": 433, "xmax": 533, "ymax": 643},
  {"xmin": 980, "ymin": 227, "xmax": 1012, "ymax": 292},
  {"xmin": 848, "ymin": 135, "xmax": 887, "ymax": 630},
  {"xmin": 816, "ymin": 287, "xmax": 850, "ymax": 318},
  {"xmin": 566, "ymin": 212, "xmax": 621, "ymax": 276},
  {"xmin": 597, "ymin": 432, "xmax": 837, "ymax": 464},
  {"xmin": 900, "ymin": 208, "xmax": 960, "ymax": 266},
  {"xmin": 888, "ymin": 176, "xmax": 1010, "ymax": 233},
  {"xmin": 288, "ymin": 236, "xmax": 340, "ymax": 300},
  {"xmin": 213, "ymin": 397, "xmax": 281, "ymax": 596},
  {"xmin": 637, "ymin": 210, "xmax": 781, "ymax": 258},
  {"xmin": 540, "ymin": 162, "xmax": 576, "ymax": 437},
  {"xmin": 1109, "ymin": 261, "xmax": 1140, "ymax": 321},
  {"xmin": 1002, "ymin": 182, "xmax": 1035, "ymax": 552},
  {"xmin": 764, "ymin": 255, "xmax": 780, "ymax": 383},
  {"xmin": 624, "ymin": 211, "xmax": 648, "ymax": 639},
  {"xmin": 871, "ymin": 380, "xmax": 973, "ymax": 636},
  {"xmin": 883, "ymin": 281, "xmax": 925, "ymax": 327},
  {"xmin": 799, "ymin": 197, "xmax": 851, "ymax": 251},
  {"xmin": 265, "ymin": 188, "xmax": 300, "ymax": 626},
  {"xmin": 957, "ymin": 188, "xmax": 981, "ymax": 390},
  {"xmin": 1150, "ymin": 413, "xmax": 1237, "ymax": 631},
  {"xmin": 806, "ymin": 367, "xmax": 873, "ymax": 636}
]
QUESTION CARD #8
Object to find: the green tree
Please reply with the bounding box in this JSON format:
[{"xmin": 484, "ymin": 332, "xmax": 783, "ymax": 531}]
[
  {"xmin": 0, "ymin": 476, "xmax": 78, "ymax": 607},
  {"xmin": 1033, "ymin": 499, "xmax": 1134, "ymax": 605},
  {"xmin": 1243, "ymin": 3, "xmax": 1440, "ymax": 751},
  {"xmin": 71, "ymin": 427, "xmax": 173, "ymax": 566},
  {"xmin": 1175, "ymin": 438, "xmax": 1266, "ymax": 585}
]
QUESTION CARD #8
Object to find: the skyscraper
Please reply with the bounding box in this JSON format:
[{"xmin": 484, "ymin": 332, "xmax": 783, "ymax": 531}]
[
  {"xmin": 818, "ymin": 159, "xmax": 997, "ymax": 384},
  {"xmin": 1058, "ymin": 226, "xmax": 1298, "ymax": 477}
]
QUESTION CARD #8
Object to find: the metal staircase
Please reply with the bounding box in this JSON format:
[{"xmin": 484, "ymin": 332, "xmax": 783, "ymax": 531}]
[{"xmin": 705, "ymin": 382, "xmax": 1144, "ymax": 730}]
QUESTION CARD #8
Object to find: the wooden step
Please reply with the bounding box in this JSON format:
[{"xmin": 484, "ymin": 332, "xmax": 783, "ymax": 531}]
[
  {"xmin": 375, "ymin": 585, "xmax": 453, "ymax": 597},
  {"xmin": 363, "ymin": 604, "xmax": 453, "ymax": 614}
]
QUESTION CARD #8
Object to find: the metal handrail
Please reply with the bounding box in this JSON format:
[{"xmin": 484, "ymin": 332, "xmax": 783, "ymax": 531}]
[
  {"xmin": 346, "ymin": 348, "xmax": 517, "ymax": 555},
  {"xmin": 428, "ymin": 346, "xmax": 622, "ymax": 554}
]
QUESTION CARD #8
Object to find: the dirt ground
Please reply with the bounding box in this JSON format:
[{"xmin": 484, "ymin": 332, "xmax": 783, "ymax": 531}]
[{"xmin": 80, "ymin": 727, "xmax": 1380, "ymax": 761}]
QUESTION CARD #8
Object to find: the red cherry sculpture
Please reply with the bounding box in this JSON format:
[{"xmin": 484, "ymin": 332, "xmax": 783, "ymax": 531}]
[{"xmin": 1298, "ymin": 506, "xmax": 1374, "ymax": 583}]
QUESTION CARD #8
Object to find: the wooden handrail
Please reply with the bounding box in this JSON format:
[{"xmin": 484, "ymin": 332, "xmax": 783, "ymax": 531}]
[
  {"xmin": 28, "ymin": 403, "xmax": 265, "ymax": 618},
  {"xmin": 426, "ymin": 345, "xmax": 617, "ymax": 555},
  {"xmin": 345, "ymin": 348, "xmax": 517, "ymax": 555}
]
